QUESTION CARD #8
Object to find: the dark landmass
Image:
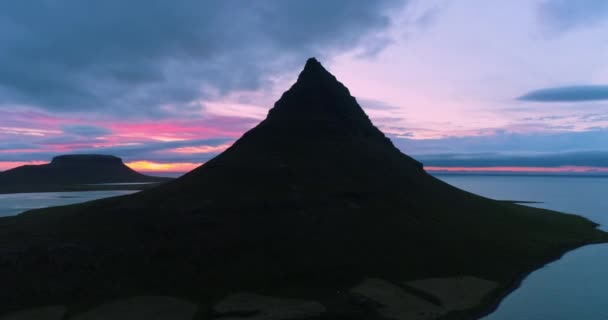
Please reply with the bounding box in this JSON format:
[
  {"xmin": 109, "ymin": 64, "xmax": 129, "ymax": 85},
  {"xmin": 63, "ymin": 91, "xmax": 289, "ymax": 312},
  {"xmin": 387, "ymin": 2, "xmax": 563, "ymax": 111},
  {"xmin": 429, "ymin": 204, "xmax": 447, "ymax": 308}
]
[
  {"xmin": 0, "ymin": 59, "xmax": 605, "ymax": 319},
  {"xmin": 0, "ymin": 154, "xmax": 171, "ymax": 194}
]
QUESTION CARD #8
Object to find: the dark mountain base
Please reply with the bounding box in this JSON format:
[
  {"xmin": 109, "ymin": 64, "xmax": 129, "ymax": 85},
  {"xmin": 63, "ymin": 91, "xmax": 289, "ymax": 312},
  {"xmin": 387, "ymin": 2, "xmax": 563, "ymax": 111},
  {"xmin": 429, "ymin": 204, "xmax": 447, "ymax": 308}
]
[{"xmin": 0, "ymin": 178, "xmax": 604, "ymax": 319}]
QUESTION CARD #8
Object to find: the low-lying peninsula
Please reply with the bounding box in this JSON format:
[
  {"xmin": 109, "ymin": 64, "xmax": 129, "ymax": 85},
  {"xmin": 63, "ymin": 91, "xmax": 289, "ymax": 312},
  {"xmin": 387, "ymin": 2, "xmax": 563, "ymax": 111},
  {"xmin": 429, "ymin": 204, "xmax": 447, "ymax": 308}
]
[
  {"xmin": 0, "ymin": 59, "xmax": 605, "ymax": 320},
  {"xmin": 0, "ymin": 154, "xmax": 170, "ymax": 194}
]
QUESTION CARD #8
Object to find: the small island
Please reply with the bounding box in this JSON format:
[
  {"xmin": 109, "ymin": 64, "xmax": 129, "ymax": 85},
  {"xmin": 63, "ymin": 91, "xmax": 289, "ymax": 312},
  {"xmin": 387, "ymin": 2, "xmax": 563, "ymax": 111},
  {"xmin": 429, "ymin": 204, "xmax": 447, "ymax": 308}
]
[{"xmin": 0, "ymin": 154, "xmax": 171, "ymax": 194}]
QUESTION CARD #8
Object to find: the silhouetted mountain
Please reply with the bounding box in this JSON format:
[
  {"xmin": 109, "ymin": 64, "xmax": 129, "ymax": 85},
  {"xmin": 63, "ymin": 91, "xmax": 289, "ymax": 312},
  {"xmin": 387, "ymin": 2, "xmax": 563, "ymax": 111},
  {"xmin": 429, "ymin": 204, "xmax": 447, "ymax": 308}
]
[
  {"xmin": 0, "ymin": 154, "xmax": 168, "ymax": 193},
  {"xmin": 0, "ymin": 59, "xmax": 605, "ymax": 318}
]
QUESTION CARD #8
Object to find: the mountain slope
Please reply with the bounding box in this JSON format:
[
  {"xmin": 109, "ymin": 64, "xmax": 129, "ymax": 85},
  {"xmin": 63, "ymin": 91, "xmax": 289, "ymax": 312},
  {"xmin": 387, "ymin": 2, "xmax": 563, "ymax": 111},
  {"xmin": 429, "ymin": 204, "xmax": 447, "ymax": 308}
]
[
  {"xmin": 0, "ymin": 154, "xmax": 168, "ymax": 193},
  {"xmin": 0, "ymin": 59, "xmax": 605, "ymax": 318}
]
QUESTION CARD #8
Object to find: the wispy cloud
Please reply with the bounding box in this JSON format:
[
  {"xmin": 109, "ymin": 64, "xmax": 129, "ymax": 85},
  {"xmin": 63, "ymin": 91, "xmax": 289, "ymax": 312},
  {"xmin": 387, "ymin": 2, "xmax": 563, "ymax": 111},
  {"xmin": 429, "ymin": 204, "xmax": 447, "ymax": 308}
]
[
  {"xmin": 0, "ymin": 126, "xmax": 61, "ymax": 136},
  {"xmin": 62, "ymin": 125, "xmax": 112, "ymax": 137},
  {"xmin": 519, "ymin": 85, "xmax": 608, "ymax": 102}
]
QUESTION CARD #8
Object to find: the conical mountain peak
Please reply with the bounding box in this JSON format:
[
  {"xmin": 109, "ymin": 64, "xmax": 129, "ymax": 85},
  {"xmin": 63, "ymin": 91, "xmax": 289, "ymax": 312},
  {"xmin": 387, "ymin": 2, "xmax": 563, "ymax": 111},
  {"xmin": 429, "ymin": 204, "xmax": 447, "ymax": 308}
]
[
  {"xmin": 297, "ymin": 57, "xmax": 333, "ymax": 82},
  {"xmin": 182, "ymin": 58, "xmax": 423, "ymax": 188},
  {"xmin": 262, "ymin": 58, "xmax": 387, "ymax": 142},
  {"xmin": 292, "ymin": 57, "xmax": 347, "ymax": 93},
  {"xmin": 304, "ymin": 56, "xmax": 322, "ymax": 68}
]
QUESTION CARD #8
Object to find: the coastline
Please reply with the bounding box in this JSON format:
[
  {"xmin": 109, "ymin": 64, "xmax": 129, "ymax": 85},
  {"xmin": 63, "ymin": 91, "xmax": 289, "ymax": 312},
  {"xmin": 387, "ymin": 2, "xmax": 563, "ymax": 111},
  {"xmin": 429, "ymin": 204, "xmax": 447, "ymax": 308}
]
[{"xmin": 441, "ymin": 237, "xmax": 608, "ymax": 320}]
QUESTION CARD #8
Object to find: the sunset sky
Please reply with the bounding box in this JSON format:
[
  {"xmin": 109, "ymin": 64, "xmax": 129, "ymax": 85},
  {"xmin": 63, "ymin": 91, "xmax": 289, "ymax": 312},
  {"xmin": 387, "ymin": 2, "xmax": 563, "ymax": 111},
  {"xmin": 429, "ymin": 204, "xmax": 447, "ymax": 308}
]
[{"xmin": 1, "ymin": 0, "xmax": 608, "ymax": 173}]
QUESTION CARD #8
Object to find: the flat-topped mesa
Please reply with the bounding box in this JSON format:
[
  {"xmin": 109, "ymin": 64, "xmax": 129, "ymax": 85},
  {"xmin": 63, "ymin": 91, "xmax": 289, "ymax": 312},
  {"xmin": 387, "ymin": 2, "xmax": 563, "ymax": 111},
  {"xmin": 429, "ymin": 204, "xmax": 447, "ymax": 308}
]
[
  {"xmin": 0, "ymin": 154, "xmax": 166, "ymax": 187},
  {"xmin": 50, "ymin": 154, "xmax": 124, "ymax": 167}
]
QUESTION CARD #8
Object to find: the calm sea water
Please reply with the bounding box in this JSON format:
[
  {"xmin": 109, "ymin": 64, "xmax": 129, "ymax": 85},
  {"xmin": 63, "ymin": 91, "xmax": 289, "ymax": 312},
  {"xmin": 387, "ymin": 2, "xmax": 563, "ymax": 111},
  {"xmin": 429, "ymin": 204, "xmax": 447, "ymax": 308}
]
[
  {"xmin": 0, "ymin": 190, "xmax": 137, "ymax": 217},
  {"xmin": 436, "ymin": 174, "xmax": 608, "ymax": 320}
]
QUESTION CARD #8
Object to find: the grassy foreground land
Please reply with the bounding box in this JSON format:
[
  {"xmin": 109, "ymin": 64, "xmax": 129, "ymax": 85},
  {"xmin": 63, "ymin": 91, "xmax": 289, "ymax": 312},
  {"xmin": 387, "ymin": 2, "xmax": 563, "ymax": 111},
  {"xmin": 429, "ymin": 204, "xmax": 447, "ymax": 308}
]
[{"xmin": 0, "ymin": 59, "xmax": 605, "ymax": 319}]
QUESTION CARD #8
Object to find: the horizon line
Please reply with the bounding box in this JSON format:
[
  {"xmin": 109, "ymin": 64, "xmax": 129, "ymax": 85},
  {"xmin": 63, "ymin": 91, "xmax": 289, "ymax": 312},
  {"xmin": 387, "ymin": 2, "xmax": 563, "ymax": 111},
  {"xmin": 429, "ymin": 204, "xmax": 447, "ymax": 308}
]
[{"xmin": 3, "ymin": 161, "xmax": 608, "ymax": 176}]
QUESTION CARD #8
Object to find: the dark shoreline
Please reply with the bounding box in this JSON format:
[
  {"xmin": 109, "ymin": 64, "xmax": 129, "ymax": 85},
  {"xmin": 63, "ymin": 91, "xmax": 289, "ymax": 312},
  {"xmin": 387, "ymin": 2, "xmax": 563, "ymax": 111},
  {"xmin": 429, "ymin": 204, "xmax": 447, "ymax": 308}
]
[{"xmin": 443, "ymin": 237, "xmax": 608, "ymax": 320}]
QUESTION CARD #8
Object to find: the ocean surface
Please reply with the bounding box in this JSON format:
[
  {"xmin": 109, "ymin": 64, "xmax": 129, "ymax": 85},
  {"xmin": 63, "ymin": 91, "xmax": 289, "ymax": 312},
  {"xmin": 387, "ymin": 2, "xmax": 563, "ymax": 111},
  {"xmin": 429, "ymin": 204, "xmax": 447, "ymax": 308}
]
[
  {"xmin": 0, "ymin": 190, "xmax": 137, "ymax": 217},
  {"xmin": 436, "ymin": 174, "xmax": 608, "ymax": 320}
]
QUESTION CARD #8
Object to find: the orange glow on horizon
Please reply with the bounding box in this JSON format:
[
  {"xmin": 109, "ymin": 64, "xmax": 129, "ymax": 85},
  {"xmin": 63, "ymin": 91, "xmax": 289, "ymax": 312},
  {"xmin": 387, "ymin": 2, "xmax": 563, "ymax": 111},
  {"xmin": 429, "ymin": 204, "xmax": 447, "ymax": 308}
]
[
  {"xmin": 425, "ymin": 166, "xmax": 608, "ymax": 173},
  {"xmin": 126, "ymin": 161, "xmax": 202, "ymax": 173}
]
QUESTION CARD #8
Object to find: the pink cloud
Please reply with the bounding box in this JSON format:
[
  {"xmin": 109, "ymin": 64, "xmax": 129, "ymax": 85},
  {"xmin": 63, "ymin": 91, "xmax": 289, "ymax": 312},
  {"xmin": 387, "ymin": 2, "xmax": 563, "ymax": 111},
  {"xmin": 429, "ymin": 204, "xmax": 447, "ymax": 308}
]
[
  {"xmin": 105, "ymin": 116, "xmax": 256, "ymax": 141},
  {"xmin": 169, "ymin": 144, "xmax": 231, "ymax": 154}
]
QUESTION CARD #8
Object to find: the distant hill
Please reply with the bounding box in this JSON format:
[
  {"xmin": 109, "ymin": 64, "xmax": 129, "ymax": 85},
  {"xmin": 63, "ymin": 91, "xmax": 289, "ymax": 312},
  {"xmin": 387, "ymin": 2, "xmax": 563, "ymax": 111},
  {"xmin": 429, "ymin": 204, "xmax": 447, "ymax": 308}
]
[
  {"xmin": 0, "ymin": 154, "xmax": 169, "ymax": 193},
  {"xmin": 0, "ymin": 59, "xmax": 605, "ymax": 318}
]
